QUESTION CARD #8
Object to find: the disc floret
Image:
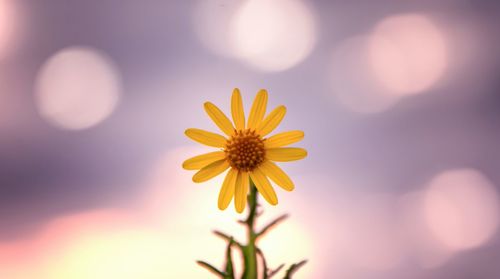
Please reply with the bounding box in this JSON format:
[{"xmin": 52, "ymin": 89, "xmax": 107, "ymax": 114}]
[{"xmin": 225, "ymin": 129, "xmax": 265, "ymax": 172}]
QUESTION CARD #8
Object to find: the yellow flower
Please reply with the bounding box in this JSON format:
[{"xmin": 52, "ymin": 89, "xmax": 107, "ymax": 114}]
[{"xmin": 182, "ymin": 88, "xmax": 307, "ymax": 213}]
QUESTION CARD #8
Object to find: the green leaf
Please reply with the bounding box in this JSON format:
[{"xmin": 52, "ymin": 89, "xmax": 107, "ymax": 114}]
[
  {"xmin": 268, "ymin": 264, "xmax": 285, "ymax": 278},
  {"xmin": 257, "ymin": 214, "xmax": 289, "ymax": 239},
  {"xmin": 283, "ymin": 260, "xmax": 308, "ymax": 279},
  {"xmin": 224, "ymin": 239, "xmax": 235, "ymax": 279},
  {"xmin": 213, "ymin": 230, "xmax": 243, "ymax": 249},
  {"xmin": 196, "ymin": 260, "xmax": 226, "ymax": 278}
]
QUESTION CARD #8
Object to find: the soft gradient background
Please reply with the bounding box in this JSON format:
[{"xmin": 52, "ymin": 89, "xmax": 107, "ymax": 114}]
[{"xmin": 1, "ymin": 0, "xmax": 500, "ymax": 278}]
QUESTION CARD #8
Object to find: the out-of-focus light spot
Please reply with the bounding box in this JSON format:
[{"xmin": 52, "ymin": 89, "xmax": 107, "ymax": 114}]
[
  {"xmin": 369, "ymin": 14, "xmax": 447, "ymax": 95},
  {"xmin": 192, "ymin": 0, "xmax": 243, "ymax": 58},
  {"xmin": 0, "ymin": 0, "xmax": 16, "ymax": 59},
  {"xmin": 230, "ymin": 0, "xmax": 316, "ymax": 72},
  {"xmin": 397, "ymin": 192, "xmax": 454, "ymax": 269},
  {"xmin": 0, "ymin": 240, "xmax": 41, "ymax": 279},
  {"xmin": 0, "ymin": 207, "xmax": 215, "ymax": 278},
  {"xmin": 44, "ymin": 230, "xmax": 171, "ymax": 279},
  {"xmin": 424, "ymin": 169, "xmax": 500, "ymax": 251},
  {"xmin": 0, "ymin": 209, "xmax": 135, "ymax": 279},
  {"xmin": 34, "ymin": 46, "xmax": 122, "ymax": 130},
  {"xmin": 329, "ymin": 36, "xmax": 399, "ymax": 114}
]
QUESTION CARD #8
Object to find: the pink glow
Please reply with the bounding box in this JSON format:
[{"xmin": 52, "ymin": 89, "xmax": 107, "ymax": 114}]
[
  {"xmin": 424, "ymin": 169, "xmax": 500, "ymax": 251},
  {"xmin": 369, "ymin": 14, "xmax": 447, "ymax": 95},
  {"xmin": 0, "ymin": 147, "xmax": 319, "ymax": 278}
]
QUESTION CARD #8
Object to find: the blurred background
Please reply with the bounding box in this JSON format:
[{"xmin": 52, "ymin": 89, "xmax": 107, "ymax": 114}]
[{"xmin": 0, "ymin": 0, "xmax": 499, "ymax": 278}]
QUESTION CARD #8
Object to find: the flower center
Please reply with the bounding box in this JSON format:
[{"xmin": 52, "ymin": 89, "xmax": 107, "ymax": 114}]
[{"xmin": 225, "ymin": 129, "xmax": 265, "ymax": 172}]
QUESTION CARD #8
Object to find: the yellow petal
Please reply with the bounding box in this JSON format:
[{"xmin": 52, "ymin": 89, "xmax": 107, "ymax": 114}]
[
  {"xmin": 182, "ymin": 151, "xmax": 226, "ymax": 170},
  {"xmin": 265, "ymin": 130, "xmax": 304, "ymax": 148},
  {"xmin": 204, "ymin": 102, "xmax": 235, "ymax": 136},
  {"xmin": 234, "ymin": 171, "xmax": 249, "ymax": 213},
  {"xmin": 192, "ymin": 159, "xmax": 230, "ymax": 183},
  {"xmin": 185, "ymin": 128, "xmax": 227, "ymax": 147},
  {"xmin": 249, "ymin": 168, "xmax": 278, "ymax": 205},
  {"xmin": 218, "ymin": 168, "xmax": 238, "ymax": 210},
  {"xmin": 266, "ymin": 148, "xmax": 307, "ymax": 162},
  {"xmin": 259, "ymin": 161, "xmax": 294, "ymax": 191},
  {"xmin": 231, "ymin": 88, "xmax": 245, "ymax": 130},
  {"xmin": 247, "ymin": 89, "xmax": 268, "ymax": 130},
  {"xmin": 257, "ymin": 105, "xmax": 286, "ymax": 137}
]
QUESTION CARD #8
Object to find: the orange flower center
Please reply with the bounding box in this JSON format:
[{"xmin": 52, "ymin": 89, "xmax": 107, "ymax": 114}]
[{"xmin": 225, "ymin": 129, "xmax": 265, "ymax": 172}]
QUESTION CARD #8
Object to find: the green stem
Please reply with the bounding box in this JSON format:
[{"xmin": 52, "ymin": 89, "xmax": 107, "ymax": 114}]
[{"xmin": 244, "ymin": 180, "xmax": 258, "ymax": 279}]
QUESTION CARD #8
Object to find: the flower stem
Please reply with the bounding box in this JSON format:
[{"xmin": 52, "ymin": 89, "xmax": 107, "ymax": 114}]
[
  {"xmin": 244, "ymin": 180, "xmax": 258, "ymax": 279},
  {"xmin": 197, "ymin": 179, "xmax": 308, "ymax": 278}
]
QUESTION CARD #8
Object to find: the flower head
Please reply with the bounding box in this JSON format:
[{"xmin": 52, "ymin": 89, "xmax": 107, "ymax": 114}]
[{"xmin": 183, "ymin": 88, "xmax": 307, "ymax": 213}]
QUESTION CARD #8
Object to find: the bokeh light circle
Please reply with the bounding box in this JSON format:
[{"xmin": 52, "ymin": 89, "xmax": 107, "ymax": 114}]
[
  {"xmin": 424, "ymin": 169, "xmax": 500, "ymax": 251},
  {"xmin": 230, "ymin": 0, "xmax": 316, "ymax": 72},
  {"xmin": 34, "ymin": 46, "xmax": 122, "ymax": 130},
  {"xmin": 369, "ymin": 14, "xmax": 447, "ymax": 95}
]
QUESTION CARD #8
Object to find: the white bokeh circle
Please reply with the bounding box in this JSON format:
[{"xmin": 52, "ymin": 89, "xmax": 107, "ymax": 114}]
[
  {"xmin": 34, "ymin": 46, "xmax": 122, "ymax": 130},
  {"xmin": 424, "ymin": 169, "xmax": 500, "ymax": 251},
  {"xmin": 230, "ymin": 0, "xmax": 316, "ymax": 72}
]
